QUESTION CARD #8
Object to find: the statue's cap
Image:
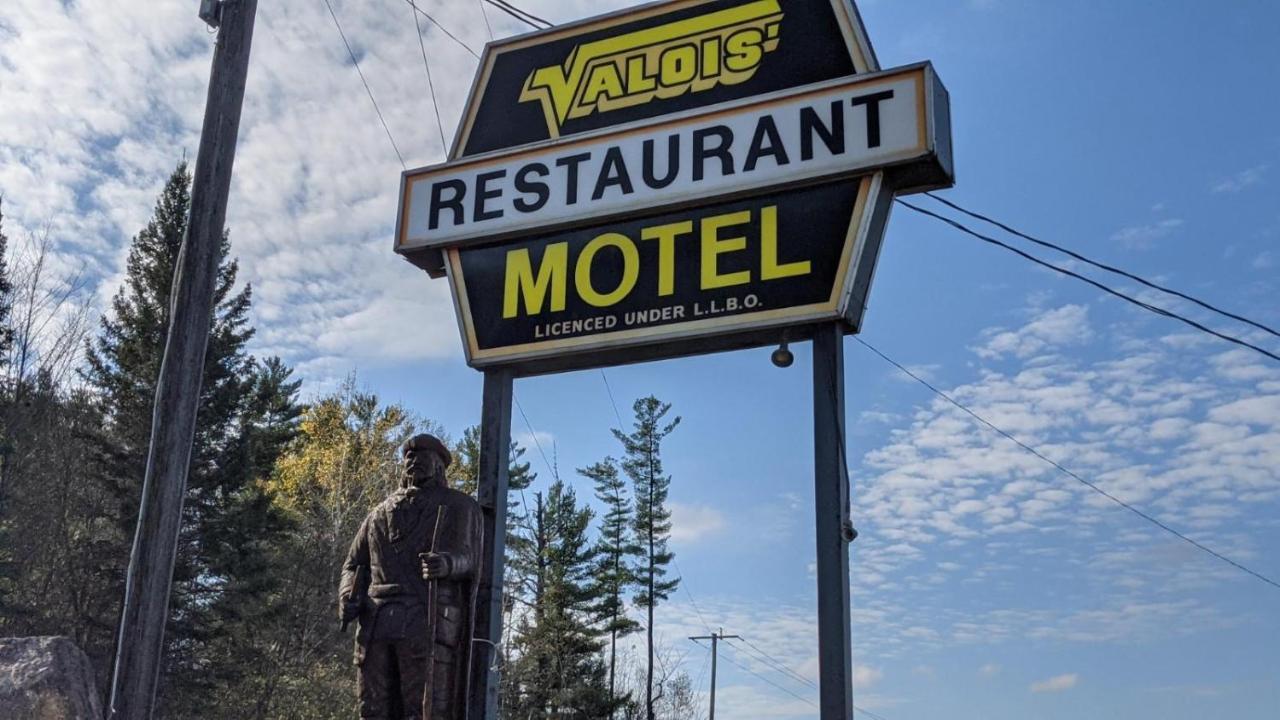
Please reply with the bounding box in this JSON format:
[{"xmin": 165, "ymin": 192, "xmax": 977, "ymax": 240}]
[{"xmin": 402, "ymin": 433, "xmax": 452, "ymax": 467}]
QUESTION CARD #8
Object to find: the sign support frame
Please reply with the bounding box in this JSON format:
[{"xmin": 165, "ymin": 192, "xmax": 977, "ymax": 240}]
[
  {"xmin": 813, "ymin": 322, "xmax": 854, "ymax": 718},
  {"xmin": 468, "ymin": 368, "xmax": 513, "ymax": 720}
]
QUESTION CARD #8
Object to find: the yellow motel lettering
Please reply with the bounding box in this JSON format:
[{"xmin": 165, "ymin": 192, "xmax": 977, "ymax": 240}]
[
  {"xmin": 520, "ymin": 0, "xmax": 784, "ymax": 137},
  {"xmin": 502, "ymin": 203, "xmax": 808, "ymax": 320}
]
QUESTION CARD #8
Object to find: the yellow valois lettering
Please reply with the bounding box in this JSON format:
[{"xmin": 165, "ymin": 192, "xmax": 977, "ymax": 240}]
[
  {"xmin": 582, "ymin": 64, "xmax": 625, "ymax": 106},
  {"xmin": 759, "ymin": 205, "xmax": 810, "ymax": 280},
  {"xmin": 724, "ymin": 28, "xmax": 765, "ymax": 74},
  {"xmin": 503, "ymin": 243, "xmax": 568, "ymax": 319},
  {"xmin": 701, "ymin": 210, "xmax": 752, "ymax": 290},
  {"xmin": 576, "ymin": 232, "xmax": 640, "ymax": 307}
]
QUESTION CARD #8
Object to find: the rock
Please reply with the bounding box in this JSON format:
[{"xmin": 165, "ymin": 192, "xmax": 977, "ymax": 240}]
[{"xmin": 0, "ymin": 637, "xmax": 103, "ymax": 720}]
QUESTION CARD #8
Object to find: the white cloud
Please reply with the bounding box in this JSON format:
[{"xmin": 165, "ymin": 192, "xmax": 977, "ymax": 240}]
[
  {"xmin": 974, "ymin": 304, "xmax": 1093, "ymax": 360},
  {"xmin": 1110, "ymin": 218, "xmax": 1184, "ymax": 249},
  {"xmin": 669, "ymin": 502, "xmax": 726, "ymax": 543},
  {"xmin": 1253, "ymin": 251, "xmax": 1275, "ymax": 270},
  {"xmin": 980, "ymin": 663, "xmax": 1001, "ymax": 677},
  {"xmin": 854, "ymin": 664, "xmax": 883, "ymax": 690},
  {"xmin": 1030, "ymin": 673, "xmax": 1079, "ymax": 693},
  {"xmin": 1212, "ymin": 165, "xmax": 1267, "ymax": 194}
]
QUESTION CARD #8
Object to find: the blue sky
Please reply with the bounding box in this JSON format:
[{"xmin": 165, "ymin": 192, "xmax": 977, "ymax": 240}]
[{"xmin": 2, "ymin": 1, "xmax": 1278, "ymax": 718}]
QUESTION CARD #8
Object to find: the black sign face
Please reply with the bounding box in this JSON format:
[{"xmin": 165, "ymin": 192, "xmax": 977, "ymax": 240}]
[
  {"xmin": 448, "ymin": 177, "xmax": 875, "ymax": 364},
  {"xmin": 455, "ymin": 0, "xmax": 875, "ymax": 158}
]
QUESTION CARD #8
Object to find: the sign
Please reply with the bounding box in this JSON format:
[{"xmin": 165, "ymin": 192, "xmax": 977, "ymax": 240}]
[
  {"xmin": 398, "ymin": 65, "xmax": 948, "ymax": 252},
  {"xmin": 453, "ymin": 0, "xmax": 880, "ymax": 156},
  {"xmin": 449, "ymin": 175, "xmax": 887, "ymax": 365},
  {"xmin": 394, "ymin": 0, "xmax": 954, "ymax": 373}
]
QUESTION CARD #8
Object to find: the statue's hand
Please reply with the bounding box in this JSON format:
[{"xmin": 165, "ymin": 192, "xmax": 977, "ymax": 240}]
[
  {"xmin": 340, "ymin": 597, "xmax": 361, "ymax": 623},
  {"xmin": 420, "ymin": 552, "xmax": 451, "ymax": 580}
]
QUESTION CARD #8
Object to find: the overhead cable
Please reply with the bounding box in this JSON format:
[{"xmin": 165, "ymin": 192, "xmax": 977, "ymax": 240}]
[
  {"xmin": 409, "ymin": 0, "xmax": 449, "ymax": 152},
  {"xmin": 323, "ymin": 0, "xmax": 405, "ymax": 168},
  {"xmin": 897, "ymin": 200, "xmax": 1280, "ymax": 365},
  {"xmin": 398, "ymin": 0, "xmax": 482, "ymax": 58},
  {"xmin": 485, "ymin": 0, "xmax": 552, "ymax": 28},
  {"xmin": 855, "ymin": 336, "xmax": 1280, "ymax": 593},
  {"xmin": 924, "ymin": 192, "xmax": 1280, "ymax": 340}
]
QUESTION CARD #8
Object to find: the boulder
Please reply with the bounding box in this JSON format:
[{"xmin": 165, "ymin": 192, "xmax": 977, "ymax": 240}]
[{"xmin": 0, "ymin": 637, "xmax": 103, "ymax": 720}]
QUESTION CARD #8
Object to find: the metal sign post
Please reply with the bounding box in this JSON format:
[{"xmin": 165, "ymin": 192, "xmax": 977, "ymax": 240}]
[{"xmin": 391, "ymin": 2, "xmax": 955, "ymax": 716}]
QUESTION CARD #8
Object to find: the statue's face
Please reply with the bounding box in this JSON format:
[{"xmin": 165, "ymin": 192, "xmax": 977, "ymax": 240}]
[{"xmin": 403, "ymin": 447, "xmax": 445, "ymax": 488}]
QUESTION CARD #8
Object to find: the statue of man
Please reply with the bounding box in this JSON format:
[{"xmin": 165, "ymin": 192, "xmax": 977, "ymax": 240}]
[{"xmin": 339, "ymin": 433, "xmax": 483, "ymax": 720}]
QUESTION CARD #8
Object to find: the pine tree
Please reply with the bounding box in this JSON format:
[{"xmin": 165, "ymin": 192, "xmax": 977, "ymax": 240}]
[
  {"xmin": 82, "ymin": 163, "xmax": 301, "ymax": 712},
  {"xmin": 614, "ymin": 396, "xmax": 681, "ymax": 720},
  {"xmin": 507, "ymin": 481, "xmax": 619, "ymax": 719},
  {"xmin": 583, "ymin": 456, "xmax": 641, "ymax": 712},
  {"xmin": 0, "ymin": 195, "xmax": 12, "ymax": 363}
]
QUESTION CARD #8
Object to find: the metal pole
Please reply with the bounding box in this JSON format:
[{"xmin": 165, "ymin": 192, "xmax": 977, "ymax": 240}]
[
  {"xmin": 107, "ymin": 2, "xmax": 256, "ymax": 717},
  {"xmin": 813, "ymin": 323, "xmax": 853, "ymax": 719},
  {"xmin": 468, "ymin": 368, "xmax": 513, "ymax": 720}
]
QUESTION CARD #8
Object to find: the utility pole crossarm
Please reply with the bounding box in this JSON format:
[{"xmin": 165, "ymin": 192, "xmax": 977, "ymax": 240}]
[{"xmin": 689, "ymin": 630, "xmax": 741, "ymax": 720}]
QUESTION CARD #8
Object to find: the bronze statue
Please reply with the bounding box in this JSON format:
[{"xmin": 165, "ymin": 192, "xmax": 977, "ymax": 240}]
[{"xmin": 339, "ymin": 433, "xmax": 483, "ymax": 720}]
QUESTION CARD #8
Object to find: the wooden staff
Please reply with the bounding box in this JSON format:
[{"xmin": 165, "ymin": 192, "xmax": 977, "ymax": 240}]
[{"xmin": 422, "ymin": 504, "xmax": 447, "ymax": 720}]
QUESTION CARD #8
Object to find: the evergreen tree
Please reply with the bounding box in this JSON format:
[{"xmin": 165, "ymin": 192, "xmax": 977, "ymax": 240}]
[
  {"xmin": 583, "ymin": 457, "xmax": 641, "ymax": 712},
  {"xmin": 613, "ymin": 396, "xmax": 681, "ymax": 720},
  {"xmin": 452, "ymin": 425, "xmax": 540, "ymax": 715},
  {"xmin": 507, "ymin": 481, "xmax": 619, "ymax": 719},
  {"xmin": 0, "ymin": 195, "xmax": 12, "ymax": 364},
  {"xmin": 82, "ymin": 163, "xmax": 301, "ymax": 713}
]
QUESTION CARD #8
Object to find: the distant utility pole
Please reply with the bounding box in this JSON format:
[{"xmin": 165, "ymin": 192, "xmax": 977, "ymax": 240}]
[
  {"xmin": 107, "ymin": 2, "xmax": 257, "ymax": 718},
  {"xmin": 689, "ymin": 629, "xmax": 741, "ymax": 720}
]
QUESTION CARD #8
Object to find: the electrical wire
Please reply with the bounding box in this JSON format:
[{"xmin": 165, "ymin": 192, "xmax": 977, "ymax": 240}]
[
  {"xmin": 600, "ymin": 369, "xmax": 628, "ymax": 430},
  {"xmin": 693, "ymin": 639, "xmax": 818, "ymax": 709},
  {"xmin": 322, "ymin": 0, "xmax": 405, "ymax": 168},
  {"xmin": 409, "ymin": 0, "xmax": 448, "ymax": 153},
  {"xmin": 476, "ymin": 0, "xmax": 495, "ymax": 39},
  {"xmin": 924, "ymin": 192, "xmax": 1280, "ymax": 341},
  {"xmin": 897, "ymin": 200, "xmax": 1280, "ymax": 365},
  {"xmin": 398, "ymin": 0, "xmax": 482, "ymax": 58},
  {"xmin": 854, "ymin": 336, "xmax": 1280, "ymax": 593},
  {"xmin": 485, "ymin": 0, "xmax": 551, "ymax": 29},
  {"xmin": 493, "ymin": 0, "xmax": 551, "ymax": 27},
  {"xmin": 725, "ymin": 637, "xmax": 816, "ymax": 690},
  {"xmin": 513, "ymin": 394, "xmax": 556, "ymax": 481}
]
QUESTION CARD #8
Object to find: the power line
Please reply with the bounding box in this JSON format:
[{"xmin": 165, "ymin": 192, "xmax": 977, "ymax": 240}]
[
  {"xmin": 513, "ymin": 393, "xmax": 556, "ymax": 480},
  {"xmin": 897, "ymin": 200, "xmax": 1280, "ymax": 365},
  {"xmin": 725, "ymin": 637, "xmax": 815, "ymax": 690},
  {"xmin": 600, "ymin": 369, "xmax": 627, "ymax": 430},
  {"xmin": 322, "ymin": 0, "xmax": 405, "ymax": 168},
  {"xmin": 485, "ymin": 0, "xmax": 551, "ymax": 29},
  {"xmin": 408, "ymin": 0, "xmax": 448, "ymax": 153},
  {"xmin": 854, "ymin": 336, "xmax": 1280, "ymax": 593},
  {"xmin": 720, "ymin": 638, "xmax": 889, "ymax": 720},
  {"xmin": 475, "ymin": 0, "xmax": 495, "ymax": 39},
  {"xmin": 495, "ymin": 0, "xmax": 551, "ymax": 27},
  {"xmin": 924, "ymin": 192, "xmax": 1280, "ymax": 341},
  {"xmin": 398, "ymin": 0, "xmax": 482, "ymax": 58},
  {"xmin": 694, "ymin": 639, "xmax": 817, "ymax": 709}
]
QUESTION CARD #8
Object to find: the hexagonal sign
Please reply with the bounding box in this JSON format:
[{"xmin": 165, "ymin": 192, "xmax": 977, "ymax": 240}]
[{"xmin": 394, "ymin": 0, "xmax": 954, "ymax": 373}]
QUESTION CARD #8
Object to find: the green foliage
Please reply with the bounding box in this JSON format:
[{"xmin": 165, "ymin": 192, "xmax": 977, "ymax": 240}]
[
  {"xmin": 253, "ymin": 375, "xmax": 419, "ymax": 718},
  {"xmin": 0, "ymin": 195, "xmax": 12, "ymax": 361},
  {"xmin": 505, "ymin": 481, "xmax": 621, "ymax": 719},
  {"xmin": 583, "ymin": 456, "xmax": 642, "ymax": 705},
  {"xmin": 77, "ymin": 163, "xmax": 302, "ymax": 714},
  {"xmin": 613, "ymin": 395, "xmax": 681, "ymax": 718}
]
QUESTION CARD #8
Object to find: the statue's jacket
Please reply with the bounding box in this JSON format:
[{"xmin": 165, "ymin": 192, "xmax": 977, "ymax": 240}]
[{"xmin": 339, "ymin": 484, "xmax": 483, "ymax": 709}]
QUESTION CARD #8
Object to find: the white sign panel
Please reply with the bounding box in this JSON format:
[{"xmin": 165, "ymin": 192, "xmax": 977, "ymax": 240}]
[{"xmin": 397, "ymin": 64, "xmax": 946, "ymax": 252}]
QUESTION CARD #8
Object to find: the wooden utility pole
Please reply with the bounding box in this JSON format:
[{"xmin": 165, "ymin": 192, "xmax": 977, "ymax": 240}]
[
  {"xmin": 689, "ymin": 629, "xmax": 741, "ymax": 720},
  {"xmin": 107, "ymin": 2, "xmax": 257, "ymax": 717}
]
